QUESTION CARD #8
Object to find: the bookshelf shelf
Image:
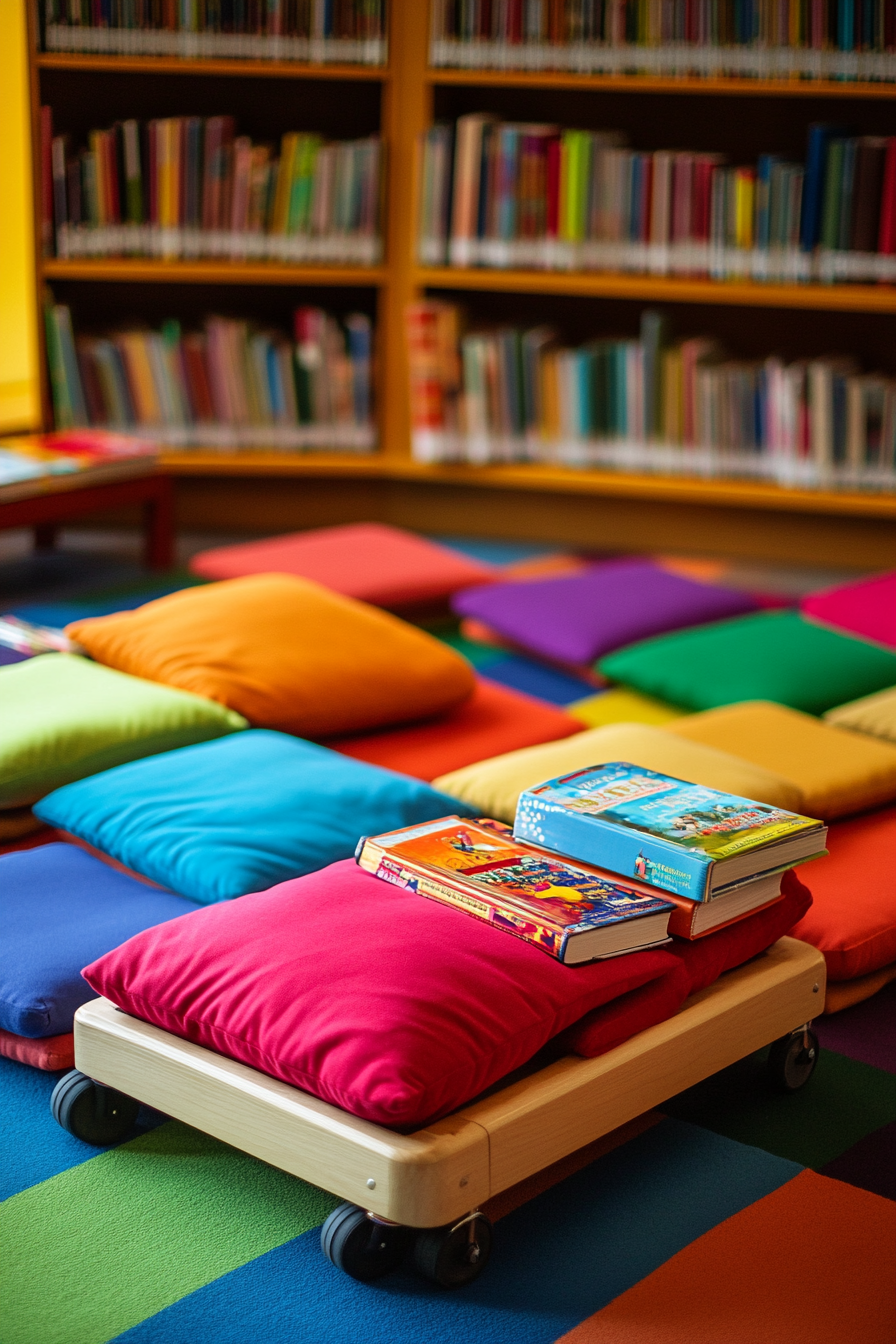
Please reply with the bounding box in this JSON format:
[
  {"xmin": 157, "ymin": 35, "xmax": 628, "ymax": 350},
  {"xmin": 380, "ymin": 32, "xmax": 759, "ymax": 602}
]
[
  {"xmin": 427, "ymin": 68, "xmax": 896, "ymax": 99},
  {"xmin": 35, "ymin": 53, "xmax": 390, "ymax": 80},
  {"xmin": 43, "ymin": 260, "xmax": 388, "ymax": 287},
  {"xmin": 417, "ymin": 268, "xmax": 896, "ymax": 313}
]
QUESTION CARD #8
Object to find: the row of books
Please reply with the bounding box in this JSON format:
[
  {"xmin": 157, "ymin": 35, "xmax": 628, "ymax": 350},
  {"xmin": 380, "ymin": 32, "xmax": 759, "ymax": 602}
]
[
  {"xmin": 405, "ymin": 301, "xmax": 896, "ymax": 489},
  {"xmin": 44, "ymin": 301, "xmax": 376, "ymax": 450},
  {"xmin": 430, "ymin": 0, "xmax": 896, "ymax": 80},
  {"xmin": 359, "ymin": 764, "xmax": 827, "ymax": 961},
  {"xmin": 41, "ymin": 111, "xmax": 382, "ymax": 265},
  {"xmin": 41, "ymin": 0, "xmax": 387, "ymax": 63},
  {"xmin": 418, "ymin": 116, "xmax": 896, "ymax": 282}
]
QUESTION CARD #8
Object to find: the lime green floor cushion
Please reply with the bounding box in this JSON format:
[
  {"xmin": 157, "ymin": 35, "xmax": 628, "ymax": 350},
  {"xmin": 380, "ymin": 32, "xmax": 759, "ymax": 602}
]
[
  {"xmin": 598, "ymin": 612, "xmax": 896, "ymax": 717},
  {"xmin": 0, "ymin": 654, "xmax": 247, "ymax": 808}
]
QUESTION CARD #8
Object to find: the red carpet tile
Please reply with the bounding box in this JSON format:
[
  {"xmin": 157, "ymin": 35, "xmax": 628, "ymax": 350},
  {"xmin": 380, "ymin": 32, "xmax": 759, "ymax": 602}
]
[{"xmin": 555, "ymin": 1169, "xmax": 896, "ymax": 1344}]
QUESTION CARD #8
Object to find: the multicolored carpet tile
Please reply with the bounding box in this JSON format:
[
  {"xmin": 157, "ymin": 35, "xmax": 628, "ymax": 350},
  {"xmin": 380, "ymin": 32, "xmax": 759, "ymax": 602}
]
[{"xmin": 1, "ymin": 987, "xmax": 893, "ymax": 1344}]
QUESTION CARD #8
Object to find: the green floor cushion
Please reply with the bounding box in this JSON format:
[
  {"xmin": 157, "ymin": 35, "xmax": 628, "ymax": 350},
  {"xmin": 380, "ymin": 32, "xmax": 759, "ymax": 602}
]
[
  {"xmin": 598, "ymin": 611, "xmax": 896, "ymax": 717},
  {"xmin": 0, "ymin": 653, "xmax": 247, "ymax": 808}
]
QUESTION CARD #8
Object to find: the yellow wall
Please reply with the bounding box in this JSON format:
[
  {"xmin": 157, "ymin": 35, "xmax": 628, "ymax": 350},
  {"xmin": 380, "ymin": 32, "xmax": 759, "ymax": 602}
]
[{"xmin": 0, "ymin": 0, "xmax": 41, "ymax": 433}]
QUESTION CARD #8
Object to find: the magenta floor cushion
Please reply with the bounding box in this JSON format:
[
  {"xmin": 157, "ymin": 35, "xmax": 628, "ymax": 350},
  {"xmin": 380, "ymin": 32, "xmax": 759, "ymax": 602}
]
[
  {"xmin": 801, "ymin": 572, "xmax": 896, "ymax": 650},
  {"xmin": 452, "ymin": 559, "xmax": 759, "ymax": 667},
  {"xmin": 83, "ymin": 858, "xmax": 678, "ymax": 1129}
]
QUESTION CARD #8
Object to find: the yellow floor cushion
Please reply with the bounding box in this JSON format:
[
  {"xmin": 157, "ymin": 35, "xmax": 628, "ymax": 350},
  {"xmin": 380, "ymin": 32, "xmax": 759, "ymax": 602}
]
[
  {"xmin": 566, "ymin": 688, "xmax": 685, "ymax": 729},
  {"xmin": 668, "ymin": 700, "xmax": 896, "ymax": 820},
  {"xmin": 67, "ymin": 575, "xmax": 475, "ymax": 739},
  {"xmin": 824, "ymin": 686, "xmax": 896, "ymax": 746},
  {"xmin": 432, "ymin": 721, "xmax": 804, "ymax": 824}
]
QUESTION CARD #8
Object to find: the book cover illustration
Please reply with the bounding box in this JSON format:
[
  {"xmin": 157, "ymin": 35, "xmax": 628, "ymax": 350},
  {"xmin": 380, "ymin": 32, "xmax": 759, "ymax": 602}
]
[{"xmin": 368, "ymin": 818, "xmax": 672, "ymax": 959}]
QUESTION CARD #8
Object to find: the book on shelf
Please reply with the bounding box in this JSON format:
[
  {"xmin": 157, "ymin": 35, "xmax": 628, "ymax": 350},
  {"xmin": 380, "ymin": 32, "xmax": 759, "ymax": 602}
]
[
  {"xmin": 429, "ymin": 0, "xmax": 896, "ymax": 81},
  {"xmin": 0, "ymin": 428, "xmax": 157, "ymax": 500},
  {"xmin": 513, "ymin": 762, "xmax": 827, "ymax": 902},
  {"xmin": 41, "ymin": 0, "xmax": 387, "ymax": 65},
  {"xmin": 417, "ymin": 116, "xmax": 896, "ymax": 283},
  {"xmin": 44, "ymin": 301, "xmax": 375, "ymax": 450},
  {"xmin": 404, "ymin": 301, "xmax": 896, "ymax": 488},
  {"xmin": 42, "ymin": 109, "xmax": 383, "ymax": 265},
  {"xmin": 356, "ymin": 816, "xmax": 674, "ymax": 963}
]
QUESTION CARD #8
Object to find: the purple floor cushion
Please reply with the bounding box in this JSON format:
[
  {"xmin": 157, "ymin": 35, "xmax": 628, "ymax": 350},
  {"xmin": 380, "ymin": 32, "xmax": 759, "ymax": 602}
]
[
  {"xmin": 452, "ymin": 559, "xmax": 759, "ymax": 667},
  {"xmin": 83, "ymin": 858, "xmax": 679, "ymax": 1130},
  {"xmin": 0, "ymin": 842, "xmax": 201, "ymax": 1039}
]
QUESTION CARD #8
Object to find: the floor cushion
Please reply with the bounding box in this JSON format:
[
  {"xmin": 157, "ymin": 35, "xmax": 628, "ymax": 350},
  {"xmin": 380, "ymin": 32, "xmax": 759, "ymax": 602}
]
[
  {"xmin": 0, "ymin": 808, "xmax": 43, "ymax": 841},
  {"xmin": 82, "ymin": 858, "xmax": 680, "ymax": 1130},
  {"xmin": 561, "ymin": 870, "xmax": 813, "ymax": 1057},
  {"xmin": 823, "ymin": 961, "xmax": 896, "ymax": 1013},
  {"xmin": 187, "ymin": 522, "xmax": 497, "ymax": 610},
  {"xmin": 0, "ymin": 842, "xmax": 201, "ymax": 1039},
  {"xmin": 567, "ymin": 688, "xmax": 685, "ymax": 729},
  {"xmin": 35, "ymin": 731, "xmax": 473, "ymax": 905},
  {"xmin": 432, "ymin": 721, "xmax": 805, "ymax": 824},
  {"xmin": 330, "ymin": 677, "xmax": 582, "ymax": 780},
  {"xmin": 66, "ymin": 574, "xmax": 476, "ymax": 739},
  {"xmin": 668, "ymin": 702, "xmax": 896, "ymax": 820},
  {"xmin": 788, "ymin": 807, "xmax": 896, "ymax": 982},
  {"xmin": 825, "ymin": 686, "xmax": 896, "ymax": 745},
  {"xmin": 0, "ymin": 1027, "xmax": 74, "ymax": 1071},
  {"xmin": 599, "ymin": 611, "xmax": 896, "ymax": 716},
  {"xmin": 452, "ymin": 559, "xmax": 758, "ymax": 667},
  {"xmin": 801, "ymin": 571, "xmax": 896, "ymax": 649},
  {"xmin": 0, "ymin": 653, "xmax": 247, "ymax": 808},
  {"xmin": 481, "ymin": 656, "xmax": 598, "ymax": 706}
]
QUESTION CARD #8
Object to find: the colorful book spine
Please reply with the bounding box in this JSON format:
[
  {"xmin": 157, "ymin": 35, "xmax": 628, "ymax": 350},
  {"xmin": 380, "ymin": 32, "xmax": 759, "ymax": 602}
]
[
  {"xmin": 405, "ymin": 301, "xmax": 896, "ymax": 488},
  {"xmin": 46, "ymin": 302, "xmax": 376, "ymax": 451},
  {"xmin": 46, "ymin": 110, "xmax": 383, "ymax": 266},
  {"xmin": 417, "ymin": 117, "xmax": 896, "ymax": 284}
]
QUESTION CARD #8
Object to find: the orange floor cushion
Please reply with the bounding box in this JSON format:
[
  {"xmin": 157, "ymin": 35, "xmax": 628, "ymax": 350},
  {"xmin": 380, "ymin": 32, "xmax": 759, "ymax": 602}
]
[
  {"xmin": 790, "ymin": 806, "xmax": 896, "ymax": 982},
  {"xmin": 67, "ymin": 575, "xmax": 476, "ymax": 738},
  {"xmin": 187, "ymin": 522, "xmax": 496, "ymax": 610},
  {"xmin": 329, "ymin": 676, "xmax": 583, "ymax": 780}
]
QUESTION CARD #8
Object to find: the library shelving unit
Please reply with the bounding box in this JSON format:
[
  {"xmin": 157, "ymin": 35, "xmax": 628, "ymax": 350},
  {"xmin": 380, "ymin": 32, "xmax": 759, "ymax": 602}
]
[{"xmin": 25, "ymin": 3, "xmax": 896, "ymax": 568}]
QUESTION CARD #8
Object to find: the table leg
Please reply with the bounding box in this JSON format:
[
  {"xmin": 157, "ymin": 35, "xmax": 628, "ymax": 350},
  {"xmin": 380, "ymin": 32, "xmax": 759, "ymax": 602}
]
[{"xmin": 142, "ymin": 476, "xmax": 174, "ymax": 570}]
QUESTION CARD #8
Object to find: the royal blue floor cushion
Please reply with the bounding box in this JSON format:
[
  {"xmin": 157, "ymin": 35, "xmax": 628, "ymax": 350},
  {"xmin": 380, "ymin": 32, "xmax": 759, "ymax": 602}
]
[
  {"xmin": 35, "ymin": 731, "xmax": 473, "ymax": 904},
  {"xmin": 0, "ymin": 843, "xmax": 200, "ymax": 1039},
  {"xmin": 0, "ymin": 652, "xmax": 247, "ymax": 808},
  {"xmin": 452, "ymin": 559, "xmax": 758, "ymax": 667},
  {"xmin": 599, "ymin": 611, "xmax": 896, "ymax": 717},
  {"xmin": 82, "ymin": 859, "xmax": 680, "ymax": 1129}
]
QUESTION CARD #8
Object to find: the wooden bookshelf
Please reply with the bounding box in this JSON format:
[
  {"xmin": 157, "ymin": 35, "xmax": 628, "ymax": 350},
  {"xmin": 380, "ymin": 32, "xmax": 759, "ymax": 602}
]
[{"xmin": 26, "ymin": 2, "xmax": 896, "ymax": 564}]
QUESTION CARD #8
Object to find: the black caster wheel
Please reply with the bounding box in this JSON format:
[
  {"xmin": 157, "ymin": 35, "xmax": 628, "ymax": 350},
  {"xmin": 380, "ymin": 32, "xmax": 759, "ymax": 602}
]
[
  {"xmin": 50, "ymin": 1069, "xmax": 139, "ymax": 1145},
  {"xmin": 412, "ymin": 1212, "xmax": 493, "ymax": 1288},
  {"xmin": 320, "ymin": 1202, "xmax": 412, "ymax": 1282},
  {"xmin": 767, "ymin": 1028, "xmax": 819, "ymax": 1092}
]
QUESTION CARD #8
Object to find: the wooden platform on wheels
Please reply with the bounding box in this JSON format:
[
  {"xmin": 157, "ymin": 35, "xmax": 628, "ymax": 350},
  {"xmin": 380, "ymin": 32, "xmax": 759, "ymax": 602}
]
[{"xmin": 74, "ymin": 936, "xmax": 825, "ymax": 1230}]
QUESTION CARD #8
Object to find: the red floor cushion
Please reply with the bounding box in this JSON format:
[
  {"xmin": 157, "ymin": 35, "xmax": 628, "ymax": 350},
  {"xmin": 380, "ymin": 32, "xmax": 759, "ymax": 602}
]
[
  {"xmin": 329, "ymin": 677, "xmax": 582, "ymax": 780},
  {"xmin": 83, "ymin": 858, "xmax": 679, "ymax": 1130},
  {"xmin": 789, "ymin": 806, "xmax": 896, "ymax": 981},
  {"xmin": 0, "ymin": 1027, "xmax": 74, "ymax": 1071},
  {"xmin": 187, "ymin": 522, "xmax": 496, "ymax": 611}
]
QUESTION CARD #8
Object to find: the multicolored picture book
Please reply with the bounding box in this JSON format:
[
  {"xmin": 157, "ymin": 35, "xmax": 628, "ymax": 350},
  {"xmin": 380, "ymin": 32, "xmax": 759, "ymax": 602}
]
[
  {"xmin": 357, "ymin": 816, "xmax": 673, "ymax": 964},
  {"xmin": 514, "ymin": 762, "xmax": 827, "ymax": 902}
]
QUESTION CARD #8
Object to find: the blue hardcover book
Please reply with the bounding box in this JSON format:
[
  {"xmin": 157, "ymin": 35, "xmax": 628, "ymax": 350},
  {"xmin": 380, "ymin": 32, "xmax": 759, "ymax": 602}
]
[
  {"xmin": 801, "ymin": 124, "xmax": 846, "ymax": 251},
  {"xmin": 513, "ymin": 763, "xmax": 826, "ymax": 902}
]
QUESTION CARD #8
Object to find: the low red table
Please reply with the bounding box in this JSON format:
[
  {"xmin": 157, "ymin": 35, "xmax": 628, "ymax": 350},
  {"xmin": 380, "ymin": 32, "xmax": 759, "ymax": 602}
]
[{"xmin": 0, "ymin": 465, "xmax": 174, "ymax": 570}]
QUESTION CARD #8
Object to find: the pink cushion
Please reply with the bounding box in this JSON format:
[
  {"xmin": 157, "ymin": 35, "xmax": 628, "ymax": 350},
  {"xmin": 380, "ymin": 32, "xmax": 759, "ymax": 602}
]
[
  {"xmin": 802, "ymin": 572, "xmax": 896, "ymax": 650},
  {"xmin": 188, "ymin": 523, "xmax": 496, "ymax": 611},
  {"xmin": 562, "ymin": 870, "xmax": 813, "ymax": 1058},
  {"xmin": 83, "ymin": 858, "xmax": 677, "ymax": 1129}
]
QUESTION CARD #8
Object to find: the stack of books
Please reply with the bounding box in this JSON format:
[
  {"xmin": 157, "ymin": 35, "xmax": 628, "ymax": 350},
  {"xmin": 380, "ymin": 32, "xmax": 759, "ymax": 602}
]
[
  {"xmin": 418, "ymin": 116, "xmax": 896, "ymax": 283},
  {"xmin": 42, "ymin": 111, "xmax": 383, "ymax": 265},
  {"xmin": 44, "ymin": 303, "xmax": 375, "ymax": 450},
  {"xmin": 405, "ymin": 300, "xmax": 896, "ymax": 489},
  {"xmin": 41, "ymin": 0, "xmax": 387, "ymax": 65},
  {"xmin": 358, "ymin": 762, "xmax": 827, "ymax": 964},
  {"xmin": 0, "ymin": 429, "xmax": 157, "ymax": 500},
  {"xmin": 429, "ymin": 0, "xmax": 896, "ymax": 82}
]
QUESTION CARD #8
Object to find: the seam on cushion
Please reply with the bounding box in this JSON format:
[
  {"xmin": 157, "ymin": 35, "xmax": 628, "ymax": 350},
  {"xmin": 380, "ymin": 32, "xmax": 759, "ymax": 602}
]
[{"xmin": 107, "ymin": 968, "xmax": 670, "ymax": 1121}]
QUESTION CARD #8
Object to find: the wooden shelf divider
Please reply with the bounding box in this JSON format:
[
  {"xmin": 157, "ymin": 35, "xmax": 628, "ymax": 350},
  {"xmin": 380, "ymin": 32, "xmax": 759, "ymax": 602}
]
[
  {"xmin": 428, "ymin": 68, "xmax": 896, "ymax": 98},
  {"xmin": 43, "ymin": 259, "xmax": 388, "ymax": 287},
  {"xmin": 36, "ymin": 52, "xmax": 390, "ymax": 79}
]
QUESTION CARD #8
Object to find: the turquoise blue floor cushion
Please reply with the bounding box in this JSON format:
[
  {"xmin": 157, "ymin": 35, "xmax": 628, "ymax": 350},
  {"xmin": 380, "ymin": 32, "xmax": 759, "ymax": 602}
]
[{"xmin": 35, "ymin": 730, "xmax": 472, "ymax": 904}]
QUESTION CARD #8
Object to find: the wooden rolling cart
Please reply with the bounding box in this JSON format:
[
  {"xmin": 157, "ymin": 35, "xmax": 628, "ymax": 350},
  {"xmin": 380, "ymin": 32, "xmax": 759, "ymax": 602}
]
[
  {"xmin": 24, "ymin": 3, "xmax": 896, "ymax": 566},
  {"xmin": 52, "ymin": 936, "xmax": 825, "ymax": 1287}
]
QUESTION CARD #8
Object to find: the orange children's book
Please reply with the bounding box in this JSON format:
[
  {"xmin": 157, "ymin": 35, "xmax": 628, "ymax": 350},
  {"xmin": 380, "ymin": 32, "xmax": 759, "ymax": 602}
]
[{"xmin": 356, "ymin": 816, "xmax": 673, "ymax": 964}]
